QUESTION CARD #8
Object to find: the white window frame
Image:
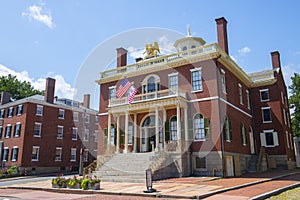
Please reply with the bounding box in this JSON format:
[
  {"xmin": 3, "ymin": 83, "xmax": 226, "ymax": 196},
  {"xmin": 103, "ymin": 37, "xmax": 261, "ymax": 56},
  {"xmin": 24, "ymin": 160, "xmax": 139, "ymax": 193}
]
[
  {"xmin": 72, "ymin": 127, "xmax": 78, "ymax": 140},
  {"xmin": 94, "ymin": 130, "xmax": 98, "ymax": 143},
  {"xmin": 286, "ymin": 131, "xmax": 290, "ymax": 149},
  {"xmin": 83, "ymin": 128, "xmax": 89, "ymax": 141},
  {"xmin": 31, "ymin": 146, "xmax": 40, "ymax": 161},
  {"xmin": 11, "ymin": 146, "xmax": 19, "ymax": 162},
  {"xmin": 14, "ymin": 122, "xmax": 21, "ymax": 137},
  {"xmin": 109, "ymin": 86, "xmax": 117, "ymax": 100},
  {"xmin": 0, "ymin": 109, "xmax": 4, "ymax": 119},
  {"xmin": 34, "ymin": 122, "xmax": 42, "ymax": 137},
  {"xmin": 3, "ymin": 147, "xmax": 9, "ymax": 161},
  {"xmin": 238, "ymin": 84, "xmax": 243, "ymax": 105},
  {"xmin": 17, "ymin": 104, "xmax": 23, "ymax": 116},
  {"xmin": 95, "ymin": 116, "xmax": 99, "ymax": 124},
  {"xmin": 220, "ymin": 69, "xmax": 226, "ymax": 94},
  {"xmin": 190, "ymin": 68, "xmax": 203, "ymax": 92},
  {"xmin": 260, "ymin": 130, "xmax": 279, "ymax": 147},
  {"xmin": 70, "ymin": 148, "xmax": 77, "ymax": 162},
  {"xmin": 128, "ymin": 123, "xmax": 133, "ymax": 145},
  {"xmin": 241, "ymin": 123, "xmax": 247, "ymax": 146},
  {"xmin": 283, "ymin": 108, "xmax": 287, "ymax": 125},
  {"xmin": 36, "ymin": 105, "xmax": 43, "ymax": 116},
  {"xmin": 55, "ymin": 147, "xmax": 62, "ymax": 161},
  {"xmin": 5, "ymin": 124, "xmax": 12, "ymax": 138},
  {"xmin": 262, "ymin": 107, "xmax": 272, "ymax": 123},
  {"xmin": 85, "ymin": 114, "xmax": 90, "ymax": 123},
  {"xmin": 57, "ymin": 125, "xmax": 64, "ymax": 139},
  {"xmin": 73, "ymin": 112, "xmax": 79, "ymax": 122},
  {"xmin": 246, "ymin": 90, "xmax": 250, "ymax": 109},
  {"xmin": 8, "ymin": 107, "xmax": 14, "ymax": 118},
  {"xmin": 170, "ymin": 116, "xmax": 177, "ymax": 141},
  {"xmin": 281, "ymin": 91, "xmax": 284, "ymax": 104},
  {"xmin": 59, "ymin": 109, "xmax": 65, "ymax": 119},
  {"xmin": 194, "ymin": 114, "xmax": 205, "ymax": 141},
  {"xmin": 260, "ymin": 89, "xmax": 269, "ymax": 102},
  {"xmin": 84, "ymin": 149, "xmax": 88, "ymax": 162},
  {"xmin": 168, "ymin": 72, "xmax": 178, "ymax": 95}
]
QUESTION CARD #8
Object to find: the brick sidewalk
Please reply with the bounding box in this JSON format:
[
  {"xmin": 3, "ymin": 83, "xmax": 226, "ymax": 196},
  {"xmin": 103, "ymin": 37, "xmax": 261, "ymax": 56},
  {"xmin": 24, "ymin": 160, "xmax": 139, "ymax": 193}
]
[{"xmin": 2, "ymin": 169, "xmax": 300, "ymax": 199}]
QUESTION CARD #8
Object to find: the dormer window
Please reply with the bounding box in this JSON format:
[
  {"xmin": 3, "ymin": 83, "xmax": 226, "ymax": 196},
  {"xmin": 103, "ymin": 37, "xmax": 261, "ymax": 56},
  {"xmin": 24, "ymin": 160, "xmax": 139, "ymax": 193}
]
[{"xmin": 182, "ymin": 46, "xmax": 187, "ymax": 51}]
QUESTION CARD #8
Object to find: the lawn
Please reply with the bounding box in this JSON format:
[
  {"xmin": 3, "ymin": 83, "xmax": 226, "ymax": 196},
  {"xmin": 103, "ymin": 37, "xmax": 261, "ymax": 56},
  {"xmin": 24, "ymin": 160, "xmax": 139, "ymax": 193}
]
[{"xmin": 267, "ymin": 187, "xmax": 300, "ymax": 200}]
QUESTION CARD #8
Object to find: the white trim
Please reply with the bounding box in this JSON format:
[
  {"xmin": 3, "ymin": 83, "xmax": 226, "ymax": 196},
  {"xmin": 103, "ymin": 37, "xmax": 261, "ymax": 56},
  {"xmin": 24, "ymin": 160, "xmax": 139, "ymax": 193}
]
[
  {"xmin": 191, "ymin": 89, "xmax": 203, "ymax": 93},
  {"xmin": 261, "ymin": 107, "xmax": 272, "ymax": 123},
  {"xmin": 36, "ymin": 105, "xmax": 43, "ymax": 116},
  {"xmin": 168, "ymin": 72, "xmax": 178, "ymax": 77},
  {"xmin": 220, "ymin": 98, "xmax": 252, "ymax": 118},
  {"xmin": 189, "ymin": 96, "xmax": 219, "ymax": 103},
  {"xmin": 108, "ymin": 85, "xmax": 116, "ymax": 89},
  {"xmin": 31, "ymin": 146, "xmax": 40, "ymax": 161},
  {"xmin": 98, "ymin": 112, "xmax": 108, "ymax": 116},
  {"xmin": 190, "ymin": 67, "xmax": 202, "ymax": 72},
  {"xmin": 260, "ymin": 89, "xmax": 270, "ymax": 102},
  {"xmin": 58, "ymin": 109, "xmax": 65, "ymax": 119}
]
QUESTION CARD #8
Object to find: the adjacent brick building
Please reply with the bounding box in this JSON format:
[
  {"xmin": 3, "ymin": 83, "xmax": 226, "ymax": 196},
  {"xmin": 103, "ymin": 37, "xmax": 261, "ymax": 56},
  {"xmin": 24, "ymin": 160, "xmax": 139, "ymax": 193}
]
[
  {"xmin": 95, "ymin": 17, "xmax": 295, "ymax": 178},
  {"xmin": 0, "ymin": 78, "xmax": 98, "ymax": 174}
]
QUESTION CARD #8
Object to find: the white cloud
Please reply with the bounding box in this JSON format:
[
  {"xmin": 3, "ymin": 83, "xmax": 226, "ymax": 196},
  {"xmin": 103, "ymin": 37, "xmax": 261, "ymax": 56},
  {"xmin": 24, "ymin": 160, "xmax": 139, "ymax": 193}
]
[
  {"xmin": 22, "ymin": 3, "xmax": 54, "ymax": 28},
  {"xmin": 127, "ymin": 46, "xmax": 144, "ymax": 59},
  {"xmin": 0, "ymin": 64, "xmax": 75, "ymax": 99},
  {"xmin": 282, "ymin": 63, "xmax": 300, "ymax": 90},
  {"xmin": 238, "ymin": 46, "xmax": 251, "ymax": 56}
]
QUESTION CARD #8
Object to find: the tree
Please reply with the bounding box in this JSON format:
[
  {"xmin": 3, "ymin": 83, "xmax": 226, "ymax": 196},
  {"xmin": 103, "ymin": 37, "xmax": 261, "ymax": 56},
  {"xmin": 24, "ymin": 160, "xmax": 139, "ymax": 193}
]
[
  {"xmin": 289, "ymin": 73, "xmax": 300, "ymax": 137},
  {"xmin": 0, "ymin": 74, "xmax": 44, "ymax": 100}
]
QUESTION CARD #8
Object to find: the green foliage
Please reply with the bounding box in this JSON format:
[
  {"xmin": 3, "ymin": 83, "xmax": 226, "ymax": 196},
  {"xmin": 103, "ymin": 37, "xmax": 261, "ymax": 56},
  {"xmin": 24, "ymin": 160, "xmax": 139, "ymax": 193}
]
[
  {"xmin": 51, "ymin": 177, "xmax": 66, "ymax": 187},
  {"xmin": 7, "ymin": 165, "xmax": 19, "ymax": 175},
  {"xmin": 0, "ymin": 74, "xmax": 44, "ymax": 100},
  {"xmin": 81, "ymin": 178, "xmax": 89, "ymax": 189},
  {"xmin": 289, "ymin": 73, "xmax": 300, "ymax": 137}
]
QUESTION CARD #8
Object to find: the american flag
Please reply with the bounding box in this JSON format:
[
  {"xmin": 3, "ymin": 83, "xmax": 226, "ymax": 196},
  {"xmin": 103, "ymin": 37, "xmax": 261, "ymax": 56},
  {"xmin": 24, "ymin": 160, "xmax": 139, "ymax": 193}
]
[
  {"xmin": 128, "ymin": 87, "xmax": 138, "ymax": 104},
  {"xmin": 116, "ymin": 78, "xmax": 132, "ymax": 98}
]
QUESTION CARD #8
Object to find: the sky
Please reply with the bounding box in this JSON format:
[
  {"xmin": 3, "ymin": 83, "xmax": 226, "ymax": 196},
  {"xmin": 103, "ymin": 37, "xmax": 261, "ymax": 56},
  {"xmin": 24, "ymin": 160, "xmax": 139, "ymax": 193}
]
[{"xmin": 0, "ymin": 1, "xmax": 299, "ymax": 109}]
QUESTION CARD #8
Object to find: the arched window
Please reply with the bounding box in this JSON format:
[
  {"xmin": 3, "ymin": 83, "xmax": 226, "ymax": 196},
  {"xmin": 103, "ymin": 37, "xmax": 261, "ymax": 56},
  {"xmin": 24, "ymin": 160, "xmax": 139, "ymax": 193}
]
[
  {"xmin": 224, "ymin": 116, "xmax": 232, "ymax": 142},
  {"xmin": 240, "ymin": 123, "xmax": 246, "ymax": 145},
  {"xmin": 128, "ymin": 122, "xmax": 133, "ymax": 145},
  {"xmin": 170, "ymin": 116, "xmax": 177, "ymax": 141},
  {"xmin": 182, "ymin": 46, "xmax": 187, "ymax": 51},
  {"xmin": 194, "ymin": 114, "xmax": 204, "ymax": 140},
  {"xmin": 110, "ymin": 124, "xmax": 115, "ymax": 145},
  {"xmin": 142, "ymin": 75, "xmax": 160, "ymax": 99}
]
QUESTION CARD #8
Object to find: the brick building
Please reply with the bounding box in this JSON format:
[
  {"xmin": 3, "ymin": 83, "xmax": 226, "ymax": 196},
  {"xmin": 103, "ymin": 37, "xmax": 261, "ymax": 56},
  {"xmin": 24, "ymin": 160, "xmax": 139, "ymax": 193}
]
[
  {"xmin": 95, "ymin": 17, "xmax": 295, "ymax": 180},
  {"xmin": 0, "ymin": 78, "xmax": 98, "ymax": 174}
]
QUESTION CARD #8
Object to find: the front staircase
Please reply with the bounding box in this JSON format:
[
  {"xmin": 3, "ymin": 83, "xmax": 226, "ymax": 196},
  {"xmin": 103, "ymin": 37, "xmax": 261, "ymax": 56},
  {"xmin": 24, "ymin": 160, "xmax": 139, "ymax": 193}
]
[{"xmin": 92, "ymin": 152, "xmax": 156, "ymax": 183}]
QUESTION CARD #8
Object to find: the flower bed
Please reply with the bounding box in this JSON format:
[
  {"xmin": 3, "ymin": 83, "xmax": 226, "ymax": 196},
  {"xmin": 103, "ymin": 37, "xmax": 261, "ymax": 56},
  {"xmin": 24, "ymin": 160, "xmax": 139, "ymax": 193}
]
[{"xmin": 51, "ymin": 174, "xmax": 100, "ymax": 190}]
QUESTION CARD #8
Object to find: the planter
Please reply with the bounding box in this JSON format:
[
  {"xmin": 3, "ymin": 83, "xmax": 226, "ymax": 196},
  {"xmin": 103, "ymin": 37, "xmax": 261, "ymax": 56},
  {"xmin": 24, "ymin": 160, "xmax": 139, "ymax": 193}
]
[
  {"xmin": 90, "ymin": 183, "xmax": 100, "ymax": 190},
  {"xmin": 67, "ymin": 183, "xmax": 81, "ymax": 189}
]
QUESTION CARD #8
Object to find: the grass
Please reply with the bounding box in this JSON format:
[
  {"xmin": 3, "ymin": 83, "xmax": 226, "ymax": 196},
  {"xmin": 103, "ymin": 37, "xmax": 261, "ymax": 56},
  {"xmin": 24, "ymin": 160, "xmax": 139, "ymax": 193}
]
[{"xmin": 267, "ymin": 187, "xmax": 300, "ymax": 200}]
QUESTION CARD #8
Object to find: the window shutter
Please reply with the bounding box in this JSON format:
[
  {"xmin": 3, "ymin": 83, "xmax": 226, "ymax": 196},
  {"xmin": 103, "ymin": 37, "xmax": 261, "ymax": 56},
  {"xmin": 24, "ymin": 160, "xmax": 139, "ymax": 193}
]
[
  {"xmin": 273, "ymin": 132, "xmax": 279, "ymax": 146},
  {"xmin": 16, "ymin": 148, "xmax": 19, "ymax": 161},
  {"xmin": 164, "ymin": 121, "xmax": 170, "ymax": 142},
  {"xmin": 204, "ymin": 118, "xmax": 210, "ymax": 140},
  {"xmin": 104, "ymin": 128, "xmax": 108, "ymax": 144},
  {"xmin": 229, "ymin": 120, "xmax": 232, "ymax": 141},
  {"xmin": 188, "ymin": 119, "xmax": 194, "ymax": 141},
  {"xmin": 260, "ymin": 132, "xmax": 266, "ymax": 147}
]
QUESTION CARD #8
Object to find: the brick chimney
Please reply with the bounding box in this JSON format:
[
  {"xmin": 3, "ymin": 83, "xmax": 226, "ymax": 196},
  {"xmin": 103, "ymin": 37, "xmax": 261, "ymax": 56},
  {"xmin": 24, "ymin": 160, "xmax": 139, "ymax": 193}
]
[
  {"xmin": 117, "ymin": 47, "xmax": 127, "ymax": 68},
  {"xmin": 0, "ymin": 91, "xmax": 10, "ymax": 105},
  {"xmin": 215, "ymin": 17, "xmax": 229, "ymax": 55},
  {"xmin": 83, "ymin": 94, "xmax": 90, "ymax": 109},
  {"xmin": 45, "ymin": 77, "xmax": 56, "ymax": 104},
  {"xmin": 271, "ymin": 51, "xmax": 281, "ymax": 69}
]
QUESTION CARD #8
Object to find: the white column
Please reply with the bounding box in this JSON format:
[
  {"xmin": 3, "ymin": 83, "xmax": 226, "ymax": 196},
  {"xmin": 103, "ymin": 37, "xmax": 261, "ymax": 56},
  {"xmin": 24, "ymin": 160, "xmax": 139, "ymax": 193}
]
[
  {"xmin": 177, "ymin": 104, "xmax": 181, "ymax": 141},
  {"xmin": 133, "ymin": 113, "xmax": 137, "ymax": 152},
  {"xmin": 155, "ymin": 106, "xmax": 159, "ymax": 151},
  {"xmin": 124, "ymin": 111, "xmax": 129, "ymax": 153},
  {"xmin": 116, "ymin": 115, "xmax": 120, "ymax": 153},
  {"xmin": 184, "ymin": 107, "xmax": 188, "ymax": 141},
  {"xmin": 163, "ymin": 108, "xmax": 167, "ymax": 147},
  {"xmin": 107, "ymin": 113, "xmax": 111, "ymax": 148}
]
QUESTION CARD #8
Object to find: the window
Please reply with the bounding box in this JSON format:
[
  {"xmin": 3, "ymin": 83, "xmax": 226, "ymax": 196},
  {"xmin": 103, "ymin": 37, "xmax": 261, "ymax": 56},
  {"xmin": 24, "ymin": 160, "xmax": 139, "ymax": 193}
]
[
  {"xmin": 194, "ymin": 114, "xmax": 205, "ymax": 141},
  {"xmin": 70, "ymin": 148, "xmax": 76, "ymax": 161},
  {"xmin": 72, "ymin": 127, "xmax": 78, "ymax": 140},
  {"xmin": 246, "ymin": 90, "xmax": 250, "ymax": 109},
  {"xmin": 262, "ymin": 107, "xmax": 272, "ymax": 123},
  {"xmin": 170, "ymin": 116, "xmax": 177, "ymax": 141},
  {"xmin": 128, "ymin": 123, "xmax": 133, "ymax": 145},
  {"xmin": 260, "ymin": 130, "xmax": 279, "ymax": 147},
  {"xmin": 182, "ymin": 46, "xmax": 187, "ymax": 51},
  {"xmin": 260, "ymin": 89, "xmax": 269, "ymax": 102},
  {"xmin": 2, "ymin": 147, "xmax": 9, "ymax": 161},
  {"xmin": 0, "ymin": 109, "xmax": 5, "ymax": 119},
  {"xmin": 11, "ymin": 147, "xmax": 18, "ymax": 162},
  {"xmin": 59, "ymin": 109, "xmax": 65, "ymax": 119},
  {"xmin": 8, "ymin": 107, "xmax": 14, "ymax": 118},
  {"xmin": 36, "ymin": 105, "xmax": 43, "ymax": 116},
  {"xmin": 168, "ymin": 73, "xmax": 178, "ymax": 95},
  {"xmin": 73, "ymin": 112, "xmax": 79, "ymax": 122},
  {"xmin": 241, "ymin": 123, "xmax": 247, "ymax": 145},
  {"xmin": 95, "ymin": 116, "xmax": 99, "ymax": 124},
  {"xmin": 85, "ymin": 114, "xmax": 90, "ymax": 123},
  {"xmin": 238, "ymin": 84, "xmax": 243, "ymax": 105},
  {"xmin": 290, "ymin": 133, "xmax": 293, "ymax": 150},
  {"xmin": 55, "ymin": 147, "xmax": 62, "ymax": 161},
  {"xmin": 31, "ymin": 146, "xmax": 40, "ymax": 161},
  {"xmin": 16, "ymin": 105, "xmax": 23, "ymax": 115},
  {"xmin": 286, "ymin": 131, "xmax": 290, "ymax": 149},
  {"xmin": 224, "ymin": 117, "xmax": 232, "ymax": 142},
  {"xmin": 57, "ymin": 126, "xmax": 64, "ymax": 139},
  {"xmin": 5, "ymin": 124, "xmax": 12, "ymax": 138},
  {"xmin": 195, "ymin": 157, "xmax": 206, "ymax": 169},
  {"xmin": 191, "ymin": 68, "xmax": 202, "ymax": 92},
  {"xmin": 83, "ymin": 129, "xmax": 89, "ymax": 141},
  {"xmin": 283, "ymin": 108, "xmax": 287, "ymax": 125},
  {"xmin": 34, "ymin": 122, "xmax": 42, "ymax": 137},
  {"xmin": 109, "ymin": 86, "xmax": 116, "ymax": 100},
  {"xmin": 221, "ymin": 69, "xmax": 226, "ymax": 93},
  {"xmin": 14, "ymin": 122, "xmax": 21, "ymax": 137},
  {"xmin": 281, "ymin": 91, "xmax": 284, "ymax": 104},
  {"xmin": 0, "ymin": 126, "xmax": 3, "ymax": 139},
  {"xmin": 94, "ymin": 130, "xmax": 99, "ymax": 142},
  {"xmin": 84, "ymin": 149, "xmax": 89, "ymax": 162},
  {"xmin": 285, "ymin": 96, "xmax": 288, "ymax": 106}
]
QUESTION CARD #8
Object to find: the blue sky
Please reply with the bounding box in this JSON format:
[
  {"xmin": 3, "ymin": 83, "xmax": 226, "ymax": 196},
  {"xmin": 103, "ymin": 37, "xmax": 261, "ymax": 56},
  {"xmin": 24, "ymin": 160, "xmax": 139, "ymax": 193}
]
[{"xmin": 0, "ymin": 1, "xmax": 299, "ymax": 108}]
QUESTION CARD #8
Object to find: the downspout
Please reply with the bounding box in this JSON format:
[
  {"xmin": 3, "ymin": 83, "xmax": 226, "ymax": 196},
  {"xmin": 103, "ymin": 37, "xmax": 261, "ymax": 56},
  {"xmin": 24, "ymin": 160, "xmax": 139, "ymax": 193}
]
[{"xmin": 215, "ymin": 53, "xmax": 225, "ymax": 177}]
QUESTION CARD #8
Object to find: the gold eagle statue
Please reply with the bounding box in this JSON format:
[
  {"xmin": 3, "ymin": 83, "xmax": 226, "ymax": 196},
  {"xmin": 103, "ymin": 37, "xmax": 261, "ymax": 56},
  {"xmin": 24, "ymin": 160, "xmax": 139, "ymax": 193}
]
[{"xmin": 143, "ymin": 42, "xmax": 160, "ymax": 59}]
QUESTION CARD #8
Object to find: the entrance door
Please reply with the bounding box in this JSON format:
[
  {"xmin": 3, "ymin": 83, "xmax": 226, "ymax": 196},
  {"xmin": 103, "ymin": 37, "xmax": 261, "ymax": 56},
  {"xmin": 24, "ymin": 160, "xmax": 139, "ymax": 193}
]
[
  {"xmin": 140, "ymin": 115, "xmax": 162, "ymax": 152},
  {"xmin": 225, "ymin": 156, "xmax": 234, "ymax": 177},
  {"xmin": 249, "ymin": 127, "xmax": 255, "ymax": 154}
]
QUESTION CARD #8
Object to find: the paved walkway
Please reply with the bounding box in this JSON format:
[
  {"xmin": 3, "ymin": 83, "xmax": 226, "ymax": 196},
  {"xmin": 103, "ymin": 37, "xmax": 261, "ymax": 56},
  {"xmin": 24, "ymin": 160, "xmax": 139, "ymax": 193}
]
[{"xmin": 1, "ymin": 170, "xmax": 300, "ymax": 199}]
